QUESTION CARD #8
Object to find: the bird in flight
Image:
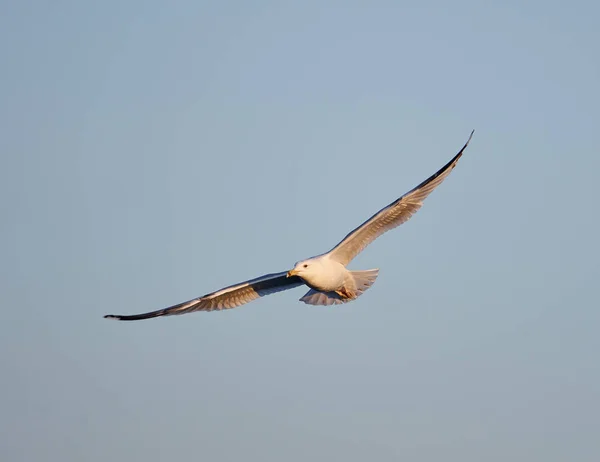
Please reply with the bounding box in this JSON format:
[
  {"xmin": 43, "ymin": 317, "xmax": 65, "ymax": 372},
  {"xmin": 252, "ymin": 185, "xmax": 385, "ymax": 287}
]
[{"xmin": 105, "ymin": 131, "xmax": 473, "ymax": 321}]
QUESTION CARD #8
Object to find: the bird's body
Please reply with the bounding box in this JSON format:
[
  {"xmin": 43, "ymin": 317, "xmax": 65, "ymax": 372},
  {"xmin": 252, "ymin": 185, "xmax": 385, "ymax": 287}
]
[
  {"xmin": 287, "ymin": 255, "xmax": 378, "ymax": 304},
  {"xmin": 105, "ymin": 131, "xmax": 474, "ymax": 321},
  {"xmin": 290, "ymin": 255, "xmax": 347, "ymax": 292}
]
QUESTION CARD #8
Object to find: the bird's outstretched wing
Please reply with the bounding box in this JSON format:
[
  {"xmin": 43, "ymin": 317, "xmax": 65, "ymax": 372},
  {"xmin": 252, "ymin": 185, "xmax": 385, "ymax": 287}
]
[
  {"xmin": 327, "ymin": 131, "xmax": 473, "ymax": 266},
  {"xmin": 104, "ymin": 272, "xmax": 304, "ymax": 321}
]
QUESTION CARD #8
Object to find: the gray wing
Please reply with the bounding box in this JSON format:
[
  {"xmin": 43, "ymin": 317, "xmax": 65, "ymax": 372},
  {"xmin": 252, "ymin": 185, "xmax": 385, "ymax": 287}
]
[
  {"xmin": 327, "ymin": 131, "xmax": 473, "ymax": 266},
  {"xmin": 104, "ymin": 272, "xmax": 305, "ymax": 321}
]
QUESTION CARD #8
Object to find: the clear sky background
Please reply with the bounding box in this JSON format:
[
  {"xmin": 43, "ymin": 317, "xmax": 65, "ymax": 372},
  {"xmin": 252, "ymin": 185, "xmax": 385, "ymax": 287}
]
[{"xmin": 1, "ymin": 1, "xmax": 599, "ymax": 461}]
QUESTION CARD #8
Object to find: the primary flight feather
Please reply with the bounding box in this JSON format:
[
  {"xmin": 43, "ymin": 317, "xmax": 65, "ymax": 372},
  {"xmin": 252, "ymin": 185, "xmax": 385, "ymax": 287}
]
[{"xmin": 105, "ymin": 131, "xmax": 473, "ymax": 320}]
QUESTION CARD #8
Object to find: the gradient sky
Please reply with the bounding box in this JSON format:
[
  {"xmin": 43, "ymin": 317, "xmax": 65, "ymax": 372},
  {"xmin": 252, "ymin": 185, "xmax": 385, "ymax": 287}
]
[{"xmin": 1, "ymin": 1, "xmax": 599, "ymax": 461}]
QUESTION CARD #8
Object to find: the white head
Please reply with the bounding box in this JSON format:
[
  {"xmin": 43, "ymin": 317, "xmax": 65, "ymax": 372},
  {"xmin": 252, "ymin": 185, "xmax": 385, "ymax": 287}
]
[{"xmin": 287, "ymin": 258, "xmax": 319, "ymax": 279}]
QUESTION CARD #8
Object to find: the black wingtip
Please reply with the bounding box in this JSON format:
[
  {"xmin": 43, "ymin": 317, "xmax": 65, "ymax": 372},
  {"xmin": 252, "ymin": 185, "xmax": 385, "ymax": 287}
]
[
  {"xmin": 462, "ymin": 129, "xmax": 475, "ymax": 150},
  {"xmin": 452, "ymin": 130, "xmax": 475, "ymax": 162},
  {"xmin": 103, "ymin": 309, "xmax": 168, "ymax": 321}
]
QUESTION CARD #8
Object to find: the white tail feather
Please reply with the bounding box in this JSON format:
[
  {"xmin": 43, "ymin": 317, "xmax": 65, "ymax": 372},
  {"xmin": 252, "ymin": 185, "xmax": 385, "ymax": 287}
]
[{"xmin": 350, "ymin": 269, "xmax": 379, "ymax": 294}]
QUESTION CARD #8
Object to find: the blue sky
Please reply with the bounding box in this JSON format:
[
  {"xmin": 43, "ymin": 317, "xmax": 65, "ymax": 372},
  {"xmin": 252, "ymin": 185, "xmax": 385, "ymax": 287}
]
[{"xmin": 1, "ymin": 1, "xmax": 599, "ymax": 461}]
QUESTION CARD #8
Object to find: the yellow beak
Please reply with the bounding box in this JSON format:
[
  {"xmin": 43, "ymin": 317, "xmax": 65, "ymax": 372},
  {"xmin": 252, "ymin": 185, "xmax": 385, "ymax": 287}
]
[{"xmin": 287, "ymin": 270, "xmax": 297, "ymax": 278}]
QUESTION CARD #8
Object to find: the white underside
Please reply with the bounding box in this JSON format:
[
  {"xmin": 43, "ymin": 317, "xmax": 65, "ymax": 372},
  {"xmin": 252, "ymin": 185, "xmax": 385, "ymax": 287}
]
[{"xmin": 299, "ymin": 268, "xmax": 379, "ymax": 306}]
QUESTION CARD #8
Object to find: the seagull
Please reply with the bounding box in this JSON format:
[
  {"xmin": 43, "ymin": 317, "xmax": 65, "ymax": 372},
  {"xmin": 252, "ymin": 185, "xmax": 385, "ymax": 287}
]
[{"xmin": 104, "ymin": 131, "xmax": 473, "ymax": 321}]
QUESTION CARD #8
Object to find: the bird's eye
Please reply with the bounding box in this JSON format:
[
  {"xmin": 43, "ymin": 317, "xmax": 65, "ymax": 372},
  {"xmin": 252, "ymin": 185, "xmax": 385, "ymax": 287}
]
[{"xmin": 303, "ymin": 264, "xmax": 308, "ymax": 268}]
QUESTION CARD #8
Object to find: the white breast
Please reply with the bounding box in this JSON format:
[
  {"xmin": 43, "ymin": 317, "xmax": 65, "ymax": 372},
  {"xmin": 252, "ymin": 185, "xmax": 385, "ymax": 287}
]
[{"xmin": 302, "ymin": 256, "xmax": 347, "ymax": 292}]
